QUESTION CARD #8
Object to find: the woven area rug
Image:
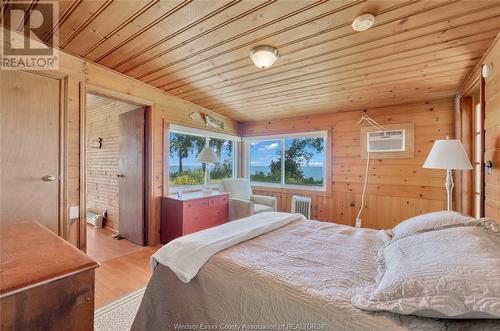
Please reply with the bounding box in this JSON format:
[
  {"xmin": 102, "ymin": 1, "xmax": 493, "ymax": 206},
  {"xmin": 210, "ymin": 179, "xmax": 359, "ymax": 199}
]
[{"xmin": 94, "ymin": 287, "xmax": 145, "ymax": 331}]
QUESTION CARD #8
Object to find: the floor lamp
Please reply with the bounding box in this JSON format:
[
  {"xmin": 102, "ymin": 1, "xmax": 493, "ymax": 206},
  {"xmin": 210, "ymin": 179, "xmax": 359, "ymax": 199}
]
[{"xmin": 423, "ymin": 138, "xmax": 472, "ymax": 211}]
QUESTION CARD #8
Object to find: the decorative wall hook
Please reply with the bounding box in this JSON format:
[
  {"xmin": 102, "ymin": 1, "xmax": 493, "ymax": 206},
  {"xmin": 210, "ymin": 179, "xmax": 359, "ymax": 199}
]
[{"xmin": 92, "ymin": 137, "xmax": 103, "ymax": 149}]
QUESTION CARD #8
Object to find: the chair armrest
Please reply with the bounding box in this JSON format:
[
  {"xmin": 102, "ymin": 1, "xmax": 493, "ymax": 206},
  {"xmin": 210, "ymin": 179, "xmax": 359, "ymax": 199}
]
[
  {"xmin": 228, "ymin": 198, "xmax": 254, "ymax": 221},
  {"xmin": 251, "ymin": 194, "xmax": 277, "ymax": 211}
]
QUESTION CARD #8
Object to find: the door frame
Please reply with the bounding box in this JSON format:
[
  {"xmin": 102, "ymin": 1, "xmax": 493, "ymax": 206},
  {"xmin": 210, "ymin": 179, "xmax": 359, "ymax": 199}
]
[
  {"xmin": 80, "ymin": 84, "xmax": 154, "ymax": 251},
  {"xmin": 458, "ymin": 77, "xmax": 485, "ymax": 217}
]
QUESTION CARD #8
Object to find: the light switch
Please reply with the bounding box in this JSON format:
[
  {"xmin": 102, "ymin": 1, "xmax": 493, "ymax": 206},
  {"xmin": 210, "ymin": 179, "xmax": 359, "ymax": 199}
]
[{"xmin": 69, "ymin": 206, "xmax": 79, "ymax": 219}]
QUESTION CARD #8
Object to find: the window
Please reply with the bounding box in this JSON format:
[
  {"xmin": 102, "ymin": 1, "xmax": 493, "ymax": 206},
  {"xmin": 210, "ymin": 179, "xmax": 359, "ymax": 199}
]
[
  {"xmin": 246, "ymin": 132, "xmax": 326, "ymax": 190},
  {"xmin": 168, "ymin": 125, "xmax": 238, "ymax": 190},
  {"xmin": 284, "ymin": 138, "xmax": 324, "ymax": 186},
  {"xmin": 209, "ymin": 137, "xmax": 234, "ymax": 184},
  {"xmin": 249, "ymin": 140, "xmax": 282, "ymax": 184},
  {"xmin": 169, "ymin": 132, "xmax": 205, "ymax": 187}
]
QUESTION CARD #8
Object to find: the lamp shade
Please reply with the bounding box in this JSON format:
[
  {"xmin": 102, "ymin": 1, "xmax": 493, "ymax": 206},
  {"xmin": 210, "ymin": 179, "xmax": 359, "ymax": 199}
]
[
  {"xmin": 196, "ymin": 147, "xmax": 220, "ymax": 163},
  {"xmin": 423, "ymin": 139, "xmax": 472, "ymax": 170}
]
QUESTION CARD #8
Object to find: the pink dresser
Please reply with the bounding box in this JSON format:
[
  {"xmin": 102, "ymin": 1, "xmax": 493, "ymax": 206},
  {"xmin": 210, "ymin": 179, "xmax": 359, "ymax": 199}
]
[{"xmin": 161, "ymin": 191, "xmax": 229, "ymax": 243}]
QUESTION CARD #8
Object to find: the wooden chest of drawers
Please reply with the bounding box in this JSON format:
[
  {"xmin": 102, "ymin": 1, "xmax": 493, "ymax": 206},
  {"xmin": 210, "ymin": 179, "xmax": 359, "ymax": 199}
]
[
  {"xmin": 161, "ymin": 191, "xmax": 229, "ymax": 243},
  {"xmin": 0, "ymin": 222, "xmax": 99, "ymax": 330}
]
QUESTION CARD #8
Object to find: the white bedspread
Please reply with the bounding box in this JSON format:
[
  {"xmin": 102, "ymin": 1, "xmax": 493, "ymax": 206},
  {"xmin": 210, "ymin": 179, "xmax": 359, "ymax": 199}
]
[
  {"xmin": 135, "ymin": 217, "xmax": 500, "ymax": 331},
  {"xmin": 151, "ymin": 212, "xmax": 305, "ymax": 283}
]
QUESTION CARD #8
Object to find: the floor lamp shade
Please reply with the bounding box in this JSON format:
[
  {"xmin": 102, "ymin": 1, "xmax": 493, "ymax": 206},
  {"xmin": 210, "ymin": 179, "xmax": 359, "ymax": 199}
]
[
  {"xmin": 423, "ymin": 139, "xmax": 473, "ymax": 170},
  {"xmin": 423, "ymin": 139, "xmax": 472, "ymax": 211},
  {"xmin": 197, "ymin": 147, "xmax": 220, "ymax": 192}
]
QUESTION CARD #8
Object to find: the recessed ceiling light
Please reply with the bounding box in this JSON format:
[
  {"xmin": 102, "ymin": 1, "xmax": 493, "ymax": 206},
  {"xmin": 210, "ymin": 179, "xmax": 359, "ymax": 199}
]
[
  {"xmin": 352, "ymin": 14, "xmax": 375, "ymax": 31},
  {"xmin": 250, "ymin": 45, "xmax": 279, "ymax": 69}
]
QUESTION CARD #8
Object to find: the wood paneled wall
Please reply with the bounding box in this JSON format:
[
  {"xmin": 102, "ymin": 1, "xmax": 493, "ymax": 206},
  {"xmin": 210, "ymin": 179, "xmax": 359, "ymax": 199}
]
[
  {"xmin": 86, "ymin": 95, "xmax": 143, "ymax": 231},
  {"xmin": 3, "ymin": 28, "xmax": 238, "ymax": 248},
  {"xmin": 467, "ymin": 36, "xmax": 500, "ymax": 219},
  {"xmin": 241, "ymin": 99, "xmax": 453, "ymax": 229}
]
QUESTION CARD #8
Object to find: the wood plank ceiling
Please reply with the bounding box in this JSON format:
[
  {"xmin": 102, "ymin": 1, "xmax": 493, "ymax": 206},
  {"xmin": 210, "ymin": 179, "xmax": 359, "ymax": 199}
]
[{"xmin": 3, "ymin": 0, "xmax": 500, "ymax": 121}]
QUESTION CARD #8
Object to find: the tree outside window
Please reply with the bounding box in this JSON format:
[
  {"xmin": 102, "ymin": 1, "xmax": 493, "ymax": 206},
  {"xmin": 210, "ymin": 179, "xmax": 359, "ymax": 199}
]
[
  {"xmin": 209, "ymin": 138, "xmax": 233, "ymax": 183},
  {"xmin": 249, "ymin": 135, "xmax": 325, "ymax": 188},
  {"xmin": 169, "ymin": 132, "xmax": 235, "ymax": 187}
]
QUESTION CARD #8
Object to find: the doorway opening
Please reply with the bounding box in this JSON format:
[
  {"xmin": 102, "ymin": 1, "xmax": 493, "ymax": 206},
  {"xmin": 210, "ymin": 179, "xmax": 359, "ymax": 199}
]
[{"xmin": 84, "ymin": 92, "xmax": 148, "ymax": 263}]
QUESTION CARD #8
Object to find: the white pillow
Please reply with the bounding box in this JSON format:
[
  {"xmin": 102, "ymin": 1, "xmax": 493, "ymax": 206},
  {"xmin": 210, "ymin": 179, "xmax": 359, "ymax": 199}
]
[
  {"xmin": 390, "ymin": 211, "xmax": 476, "ymax": 241},
  {"xmin": 352, "ymin": 220, "xmax": 500, "ymax": 319}
]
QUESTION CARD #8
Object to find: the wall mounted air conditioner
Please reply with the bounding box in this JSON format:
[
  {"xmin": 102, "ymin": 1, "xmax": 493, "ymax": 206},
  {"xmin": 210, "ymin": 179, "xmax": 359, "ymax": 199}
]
[
  {"xmin": 367, "ymin": 130, "xmax": 405, "ymax": 152},
  {"xmin": 291, "ymin": 195, "xmax": 312, "ymax": 219}
]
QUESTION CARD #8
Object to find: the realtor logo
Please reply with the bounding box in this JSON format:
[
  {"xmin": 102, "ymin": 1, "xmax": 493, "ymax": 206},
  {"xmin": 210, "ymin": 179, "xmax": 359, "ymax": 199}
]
[{"xmin": 1, "ymin": 1, "xmax": 59, "ymax": 70}]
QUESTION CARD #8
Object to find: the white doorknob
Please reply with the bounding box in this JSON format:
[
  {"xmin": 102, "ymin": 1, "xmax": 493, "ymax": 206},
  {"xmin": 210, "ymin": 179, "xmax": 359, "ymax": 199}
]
[{"xmin": 41, "ymin": 175, "xmax": 56, "ymax": 182}]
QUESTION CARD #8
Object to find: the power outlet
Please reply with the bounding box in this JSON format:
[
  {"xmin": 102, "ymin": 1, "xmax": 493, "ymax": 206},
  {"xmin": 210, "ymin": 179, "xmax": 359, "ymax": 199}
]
[{"xmin": 69, "ymin": 206, "xmax": 79, "ymax": 219}]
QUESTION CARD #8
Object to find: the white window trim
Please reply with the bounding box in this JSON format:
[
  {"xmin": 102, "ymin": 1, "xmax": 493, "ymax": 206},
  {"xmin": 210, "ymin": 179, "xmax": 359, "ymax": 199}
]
[
  {"xmin": 167, "ymin": 125, "xmax": 239, "ymax": 193},
  {"xmin": 242, "ymin": 130, "xmax": 327, "ymax": 141},
  {"xmin": 243, "ymin": 131, "xmax": 327, "ymax": 192}
]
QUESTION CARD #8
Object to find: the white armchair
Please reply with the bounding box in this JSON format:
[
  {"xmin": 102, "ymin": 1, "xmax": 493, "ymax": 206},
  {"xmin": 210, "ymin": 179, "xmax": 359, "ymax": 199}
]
[{"xmin": 220, "ymin": 178, "xmax": 277, "ymax": 221}]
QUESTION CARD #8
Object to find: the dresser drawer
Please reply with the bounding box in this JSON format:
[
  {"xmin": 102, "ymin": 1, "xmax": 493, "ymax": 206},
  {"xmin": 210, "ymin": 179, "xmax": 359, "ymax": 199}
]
[
  {"xmin": 161, "ymin": 192, "xmax": 229, "ymax": 243},
  {"xmin": 183, "ymin": 213, "xmax": 204, "ymax": 235},
  {"xmin": 209, "ymin": 195, "xmax": 228, "ymax": 207},
  {"xmin": 207, "ymin": 204, "xmax": 228, "ymax": 226},
  {"xmin": 184, "ymin": 198, "xmax": 209, "ymax": 211}
]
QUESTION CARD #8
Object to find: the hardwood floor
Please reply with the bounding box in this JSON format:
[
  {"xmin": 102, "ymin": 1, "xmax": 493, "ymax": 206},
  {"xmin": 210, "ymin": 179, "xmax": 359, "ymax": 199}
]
[
  {"xmin": 94, "ymin": 246, "xmax": 160, "ymax": 308},
  {"xmin": 86, "ymin": 224, "xmax": 161, "ymax": 308},
  {"xmin": 86, "ymin": 224, "xmax": 143, "ymax": 263}
]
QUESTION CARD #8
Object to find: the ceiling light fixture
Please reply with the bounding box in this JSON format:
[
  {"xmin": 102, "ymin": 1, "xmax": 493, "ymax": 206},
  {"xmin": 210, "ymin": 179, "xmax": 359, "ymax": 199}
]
[
  {"xmin": 250, "ymin": 45, "xmax": 279, "ymax": 69},
  {"xmin": 352, "ymin": 13, "xmax": 375, "ymax": 31},
  {"xmin": 482, "ymin": 63, "xmax": 492, "ymax": 78}
]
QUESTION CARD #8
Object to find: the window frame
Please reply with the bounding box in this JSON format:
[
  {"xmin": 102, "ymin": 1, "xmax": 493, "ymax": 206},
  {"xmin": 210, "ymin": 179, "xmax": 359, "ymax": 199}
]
[
  {"xmin": 243, "ymin": 131, "xmax": 328, "ymax": 192},
  {"xmin": 167, "ymin": 124, "xmax": 240, "ymax": 193}
]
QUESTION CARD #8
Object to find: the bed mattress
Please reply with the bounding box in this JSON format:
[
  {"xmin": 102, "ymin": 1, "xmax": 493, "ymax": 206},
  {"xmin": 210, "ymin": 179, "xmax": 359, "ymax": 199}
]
[{"xmin": 132, "ymin": 219, "xmax": 500, "ymax": 331}]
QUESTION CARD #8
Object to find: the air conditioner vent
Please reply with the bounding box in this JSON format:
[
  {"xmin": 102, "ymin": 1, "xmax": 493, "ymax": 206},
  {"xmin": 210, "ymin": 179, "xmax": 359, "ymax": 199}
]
[{"xmin": 367, "ymin": 130, "xmax": 405, "ymax": 152}]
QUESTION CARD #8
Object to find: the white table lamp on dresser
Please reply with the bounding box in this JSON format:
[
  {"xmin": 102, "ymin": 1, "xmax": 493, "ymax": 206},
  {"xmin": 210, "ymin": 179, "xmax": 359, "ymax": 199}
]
[
  {"xmin": 423, "ymin": 138, "xmax": 473, "ymax": 211},
  {"xmin": 197, "ymin": 145, "xmax": 220, "ymax": 193}
]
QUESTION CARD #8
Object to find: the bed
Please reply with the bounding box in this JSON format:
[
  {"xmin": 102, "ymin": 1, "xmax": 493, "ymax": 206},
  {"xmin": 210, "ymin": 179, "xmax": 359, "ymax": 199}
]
[{"xmin": 132, "ymin": 212, "xmax": 500, "ymax": 331}]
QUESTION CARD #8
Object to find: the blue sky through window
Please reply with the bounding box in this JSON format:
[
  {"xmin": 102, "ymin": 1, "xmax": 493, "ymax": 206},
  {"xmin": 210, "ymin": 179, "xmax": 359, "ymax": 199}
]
[
  {"xmin": 250, "ymin": 140, "xmax": 324, "ymax": 167},
  {"xmin": 249, "ymin": 140, "xmax": 281, "ymax": 167}
]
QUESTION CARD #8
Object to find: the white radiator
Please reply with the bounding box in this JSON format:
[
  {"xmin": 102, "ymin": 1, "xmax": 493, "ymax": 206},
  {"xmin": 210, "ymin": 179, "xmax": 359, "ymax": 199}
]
[{"xmin": 291, "ymin": 195, "xmax": 312, "ymax": 219}]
